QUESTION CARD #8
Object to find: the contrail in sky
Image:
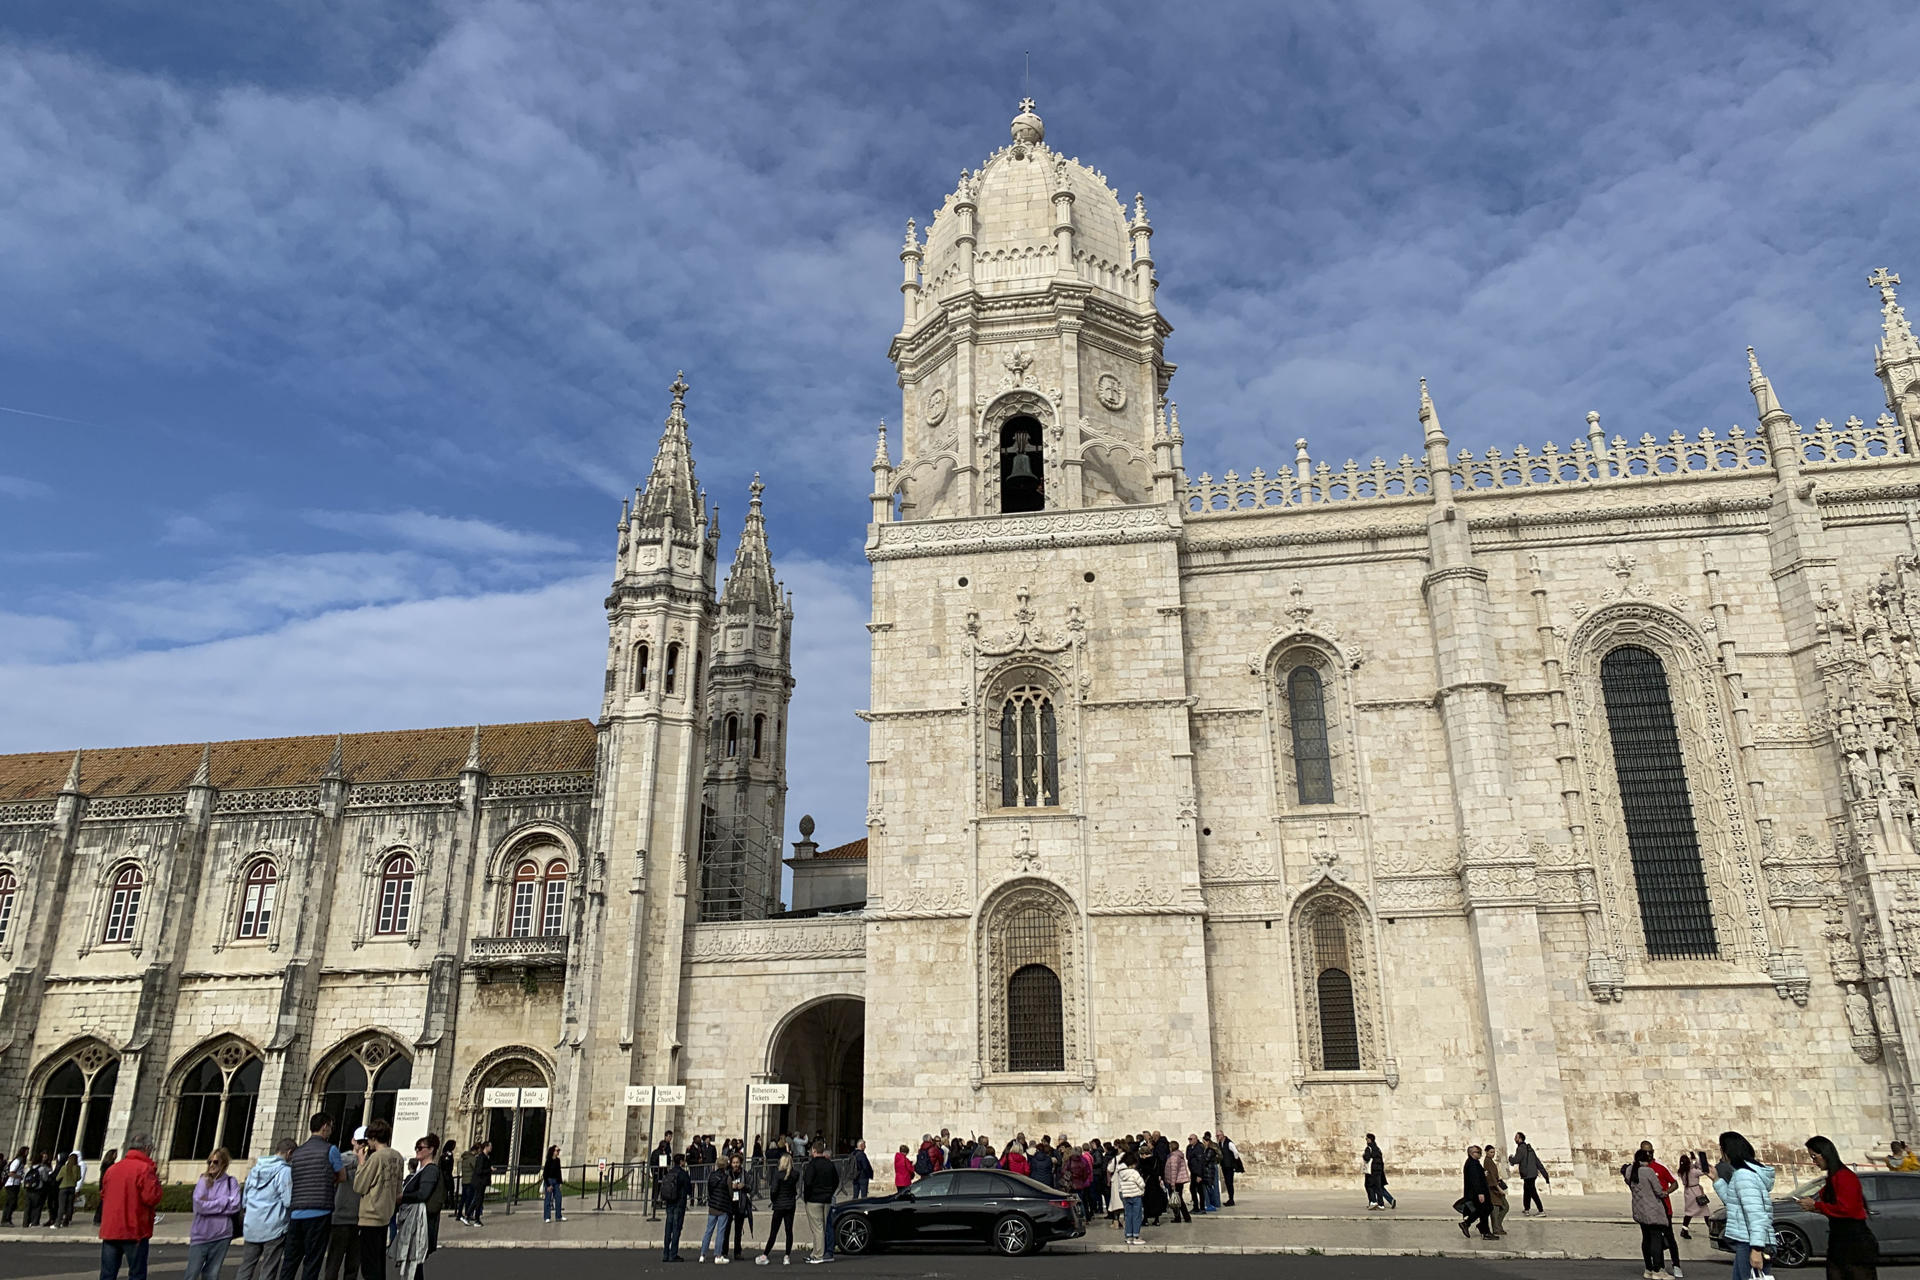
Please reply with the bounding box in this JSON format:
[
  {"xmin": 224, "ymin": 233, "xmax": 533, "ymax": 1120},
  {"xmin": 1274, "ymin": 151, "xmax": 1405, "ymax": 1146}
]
[{"xmin": 0, "ymin": 404, "xmax": 96, "ymax": 427}]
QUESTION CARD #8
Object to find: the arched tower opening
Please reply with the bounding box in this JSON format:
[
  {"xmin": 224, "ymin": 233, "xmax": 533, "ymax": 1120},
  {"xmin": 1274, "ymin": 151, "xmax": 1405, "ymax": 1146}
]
[{"xmin": 999, "ymin": 415, "xmax": 1046, "ymax": 512}]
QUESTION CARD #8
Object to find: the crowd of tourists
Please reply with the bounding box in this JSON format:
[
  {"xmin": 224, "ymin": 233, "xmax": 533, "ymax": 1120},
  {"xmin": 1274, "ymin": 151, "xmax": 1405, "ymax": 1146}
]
[
  {"xmin": 1, "ymin": 1147, "xmax": 87, "ymax": 1227},
  {"xmin": 643, "ymin": 1126, "xmax": 1243, "ymax": 1260}
]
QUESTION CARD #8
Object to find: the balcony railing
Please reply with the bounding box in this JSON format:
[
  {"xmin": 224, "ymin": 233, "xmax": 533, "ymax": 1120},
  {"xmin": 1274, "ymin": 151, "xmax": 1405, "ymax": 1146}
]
[{"xmin": 468, "ymin": 934, "xmax": 569, "ymax": 968}]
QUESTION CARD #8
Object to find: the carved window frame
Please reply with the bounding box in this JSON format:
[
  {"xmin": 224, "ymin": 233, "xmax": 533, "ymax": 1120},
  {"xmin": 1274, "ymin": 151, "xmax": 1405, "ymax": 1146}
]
[
  {"xmin": 0, "ymin": 865, "xmax": 17, "ymax": 955},
  {"xmin": 981, "ymin": 659, "xmax": 1076, "ymax": 815},
  {"xmin": 481, "ymin": 824, "xmax": 579, "ymax": 939},
  {"xmin": 976, "ymin": 878, "xmax": 1086, "ymax": 1086},
  {"xmin": 978, "ymin": 390, "xmax": 1059, "ymax": 516},
  {"xmin": 164, "ymin": 1034, "xmax": 265, "ymax": 1161},
  {"xmin": 213, "ymin": 849, "xmax": 291, "ymax": 954},
  {"xmin": 82, "ymin": 858, "xmax": 152, "ymax": 957},
  {"xmin": 30, "ymin": 1037, "xmax": 121, "ymax": 1157},
  {"xmin": 352, "ymin": 844, "xmax": 431, "ymax": 949},
  {"xmin": 1567, "ymin": 604, "xmax": 1771, "ymax": 974},
  {"xmin": 1290, "ymin": 884, "xmax": 1386, "ymax": 1080},
  {"xmin": 310, "ymin": 1030, "xmax": 414, "ymax": 1130},
  {"xmin": 1265, "ymin": 637, "xmax": 1362, "ymax": 816}
]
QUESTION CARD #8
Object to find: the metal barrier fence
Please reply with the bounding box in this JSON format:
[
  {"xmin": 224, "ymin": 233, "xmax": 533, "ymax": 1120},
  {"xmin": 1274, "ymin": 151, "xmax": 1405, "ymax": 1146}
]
[{"xmin": 470, "ymin": 1154, "xmax": 864, "ymax": 1217}]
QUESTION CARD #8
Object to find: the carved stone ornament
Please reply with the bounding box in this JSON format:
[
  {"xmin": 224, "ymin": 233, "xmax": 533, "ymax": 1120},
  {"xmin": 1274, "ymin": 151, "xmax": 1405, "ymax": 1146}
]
[
  {"xmin": 1846, "ymin": 982, "xmax": 1883, "ymax": 1062},
  {"xmin": 1096, "ymin": 372, "xmax": 1126, "ymax": 411},
  {"xmin": 926, "ymin": 387, "xmax": 948, "ymax": 427},
  {"xmin": 689, "ymin": 920, "xmax": 864, "ymax": 963}
]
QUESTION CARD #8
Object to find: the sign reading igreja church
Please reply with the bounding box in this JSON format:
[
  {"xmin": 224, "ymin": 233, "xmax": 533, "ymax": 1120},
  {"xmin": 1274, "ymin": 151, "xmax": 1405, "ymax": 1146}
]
[{"xmin": 5, "ymin": 99, "xmax": 1920, "ymax": 1184}]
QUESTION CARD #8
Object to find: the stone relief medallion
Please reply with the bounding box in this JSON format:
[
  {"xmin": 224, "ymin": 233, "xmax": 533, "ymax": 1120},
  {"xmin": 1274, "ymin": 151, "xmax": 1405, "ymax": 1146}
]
[
  {"xmin": 926, "ymin": 387, "xmax": 948, "ymax": 427},
  {"xmin": 1096, "ymin": 373, "xmax": 1126, "ymax": 411}
]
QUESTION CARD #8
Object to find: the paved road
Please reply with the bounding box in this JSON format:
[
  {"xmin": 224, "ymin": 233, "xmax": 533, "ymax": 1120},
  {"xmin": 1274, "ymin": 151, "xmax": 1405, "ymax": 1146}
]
[{"xmin": 0, "ymin": 1244, "xmax": 1783, "ymax": 1280}]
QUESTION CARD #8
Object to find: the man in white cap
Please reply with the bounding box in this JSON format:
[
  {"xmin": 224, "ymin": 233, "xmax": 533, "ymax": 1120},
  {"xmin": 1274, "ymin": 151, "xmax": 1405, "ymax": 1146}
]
[{"xmin": 323, "ymin": 1129, "xmax": 365, "ymax": 1280}]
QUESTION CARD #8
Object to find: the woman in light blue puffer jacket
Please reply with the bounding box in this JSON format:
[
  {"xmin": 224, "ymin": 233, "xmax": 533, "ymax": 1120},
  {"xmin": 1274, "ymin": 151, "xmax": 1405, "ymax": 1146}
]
[{"xmin": 1713, "ymin": 1131, "xmax": 1776, "ymax": 1280}]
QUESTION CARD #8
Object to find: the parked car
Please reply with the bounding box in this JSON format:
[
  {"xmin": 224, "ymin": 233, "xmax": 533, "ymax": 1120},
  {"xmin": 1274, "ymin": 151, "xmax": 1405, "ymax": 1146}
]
[
  {"xmin": 1709, "ymin": 1170, "xmax": 1920, "ymax": 1266},
  {"xmin": 831, "ymin": 1168, "xmax": 1087, "ymax": 1256}
]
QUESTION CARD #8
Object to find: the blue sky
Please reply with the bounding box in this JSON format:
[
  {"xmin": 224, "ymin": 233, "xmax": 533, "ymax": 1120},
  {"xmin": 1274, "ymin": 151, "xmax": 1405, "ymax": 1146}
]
[{"xmin": 0, "ymin": 1, "xmax": 1914, "ymax": 847}]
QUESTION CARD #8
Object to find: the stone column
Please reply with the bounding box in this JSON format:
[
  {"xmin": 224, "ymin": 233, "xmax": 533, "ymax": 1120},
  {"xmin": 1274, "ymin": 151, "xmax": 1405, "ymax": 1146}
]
[{"xmin": 1419, "ymin": 383, "xmax": 1579, "ymax": 1180}]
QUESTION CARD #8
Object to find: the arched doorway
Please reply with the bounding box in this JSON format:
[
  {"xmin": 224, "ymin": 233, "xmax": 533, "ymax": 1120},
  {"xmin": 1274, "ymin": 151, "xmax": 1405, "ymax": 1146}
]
[
  {"xmin": 33, "ymin": 1041, "xmax": 119, "ymax": 1159},
  {"xmin": 767, "ymin": 997, "xmax": 863, "ymax": 1153},
  {"xmin": 472, "ymin": 1053, "xmax": 550, "ymax": 1178},
  {"xmin": 313, "ymin": 1033, "xmax": 412, "ymax": 1139}
]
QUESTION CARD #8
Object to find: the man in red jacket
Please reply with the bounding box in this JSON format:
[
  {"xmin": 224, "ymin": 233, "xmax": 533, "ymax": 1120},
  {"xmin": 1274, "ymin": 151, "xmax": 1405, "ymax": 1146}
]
[{"xmin": 98, "ymin": 1134, "xmax": 163, "ymax": 1280}]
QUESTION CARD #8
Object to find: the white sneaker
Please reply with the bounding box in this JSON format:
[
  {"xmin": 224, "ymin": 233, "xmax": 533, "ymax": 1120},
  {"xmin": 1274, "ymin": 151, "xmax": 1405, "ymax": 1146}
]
[
  {"xmin": 756, "ymin": 1256, "xmax": 769, "ymax": 1266},
  {"xmin": 1671, "ymin": 1268, "xmax": 1683, "ymax": 1277},
  {"xmin": 716, "ymin": 1257, "xmax": 732, "ymax": 1265},
  {"xmin": 783, "ymin": 1258, "xmax": 791, "ymax": 1265}
]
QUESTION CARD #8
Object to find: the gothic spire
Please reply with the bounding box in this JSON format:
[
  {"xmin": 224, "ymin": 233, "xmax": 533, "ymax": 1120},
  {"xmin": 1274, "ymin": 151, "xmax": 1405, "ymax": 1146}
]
[
  {"xmin": 721, "ymin": 474, "xmax": 780, "ymax": 612},
  {"xmin": 190, "ymin": 743, "xmax": 212, "ymax": 788},
  {"xmin": 1748, "ymin": 345, "xmax": 1786, "ymax": 421},
  {"xmin": 1419, "ymin": 377, "xmax": 1446, "ymax": 445},
  {"xmin": 463, "ymin": 724, "xmax": 483, "ymax": 773},
  {"xmin": 60, "ymin": 749, "xmax": 83, "ymax": 794},
  {"xmin": 1873, "ymin": 268, "xmax": 1918, "ymax": 360},
  {"xmin": 636, "ymin": 371, "xmax": 702, "ymax": 530},
  {"xmin": 323, "ymin": 734, "xmax": 345, "ymax": 780}
]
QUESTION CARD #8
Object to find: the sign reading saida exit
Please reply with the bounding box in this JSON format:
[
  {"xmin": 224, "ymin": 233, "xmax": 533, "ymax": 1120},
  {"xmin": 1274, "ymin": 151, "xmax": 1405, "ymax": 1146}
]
[{"xmin": 748, "ymin": 1083, "xmax": 790, "ymax": 1106}]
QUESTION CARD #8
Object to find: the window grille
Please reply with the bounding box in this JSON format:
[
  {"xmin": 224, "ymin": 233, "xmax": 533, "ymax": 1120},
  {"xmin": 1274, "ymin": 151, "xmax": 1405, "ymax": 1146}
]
[
  {"xmin": 998, "ymin": 687, "xmax": 1059, "ymax": 807},
  {"xmin": 1001, "ymin": 903, "xmax": 1065, "ymax": 1071},
  {"xmin": 1599, "ymin": 645, "xmax": 1719, "ymax": 959},
  {"xmin": 541, "ymin": 862, "xmax": 567, "ymax": 935},
  {"xmin": 377, "ymin": 855, "xmax": 415, "ymax": 935},
  {"xmin": 1315, "ymin": 968, "xmax": 1360, "ymax": 1070},
  {"xmin": 237, "ymin": 859, "xmax": 276, "ymax": 939},
  {"xmin": 1288, "ymin": 665, "xmax": 1335, "ymax": 804},
  {"xmin": 0, "ymin": 868, "xmax": 16, "ymax": 946},
  {"xmin": 102, "ymin": 867, "xmax": 143, "ymax": 944}
]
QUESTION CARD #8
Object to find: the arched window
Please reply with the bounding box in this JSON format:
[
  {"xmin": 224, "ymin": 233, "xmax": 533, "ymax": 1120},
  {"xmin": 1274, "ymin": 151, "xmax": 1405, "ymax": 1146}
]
[
  {"xmin": 0, "ymin": 868, "xmax": 17, "ymax": 946},
  {"xmin": 509, "ymin": 860, "xmax": 540, "ymax": 937},
  {"xmin": 998, "ymin": 686, "xmax": 1059, "ymax": 807},
  {"xmin": 170, "ymin": 1042, "xmax": 263, "ymax": 1160},
  {"xmin": 1007, "ymin": 964, "xmax": 1064, "ymax": 1072},
  {"xmin": 541, "ymin": 860, "xmax": 567, "ymax": 936},
  {"xmin": 33, "ymin": 1047, "xmax": 119, "ymax": 1159},
  {"xmin": 999, "ymin": 415, "xmax": 1045, "ymax": 513},
  {"xmin": 102, "ymin": 866, "xmax": 143, "ymax": 944},
  {"xmin": 317, "ymin": 1036, "xmax": 411, "ymax": 1138},
  {"xmin": 665, "ymin": 642, "xmax": 681, "ymax": 694},
  {"xmin": 725, "ymin": 714, "xmax": 739, "ymax": 758},
  {"xmin": 753, "ymin": 713, "xmax": 765, "ymax": 759},
  {"xmin": 236, "ymin": 858, "xmax": 277, "ymax": 939},
  {"xmin": 1311, "ymin": 911, "xmax": 1361, "ymax": 1070},
  {"xmin": 633, "ymin": 641, "xmax": 650, "ymax": 693},
  {"xmin": 1599, "ymin": 644, "xmax": 1718, "ymax": 958},
  {"xmin": 376, "ymin": 854, "xmax": 416, "ymax": 936},
  {"xmin": 1287, "ymin": 665, "xmax": 1335, "ymax": 805}
]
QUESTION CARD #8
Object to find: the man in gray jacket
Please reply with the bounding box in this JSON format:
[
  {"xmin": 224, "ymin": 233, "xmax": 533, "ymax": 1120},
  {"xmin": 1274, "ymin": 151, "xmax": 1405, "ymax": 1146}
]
[{"xmin": 1508, "ymin": 1132, "xmax": 1550, "ymax": 1215}]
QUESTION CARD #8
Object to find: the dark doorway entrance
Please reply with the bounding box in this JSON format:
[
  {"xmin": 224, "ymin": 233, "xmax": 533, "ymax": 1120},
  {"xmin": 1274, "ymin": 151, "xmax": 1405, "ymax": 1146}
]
[{"xmin": 767, "ymin": 997, "xmax": 864, "ymax": 1153}]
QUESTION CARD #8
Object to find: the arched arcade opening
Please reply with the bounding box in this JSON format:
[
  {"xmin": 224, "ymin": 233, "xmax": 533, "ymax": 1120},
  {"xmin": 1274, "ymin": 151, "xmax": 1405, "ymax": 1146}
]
[{"xmin": 767, "ymin": 996, "xmax": 864, "ymax": 1153}]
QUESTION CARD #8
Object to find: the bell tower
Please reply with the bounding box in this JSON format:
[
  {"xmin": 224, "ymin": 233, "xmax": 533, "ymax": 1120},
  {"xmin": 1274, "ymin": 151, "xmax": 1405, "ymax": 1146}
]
[{"xmin": 886, "ymin": 99, "xmax": 1175, "ymax": 520}]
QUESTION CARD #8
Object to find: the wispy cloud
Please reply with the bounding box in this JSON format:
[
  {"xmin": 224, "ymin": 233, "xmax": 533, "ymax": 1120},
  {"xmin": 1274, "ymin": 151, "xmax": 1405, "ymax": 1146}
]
[
  {"xmin": 0, "ymin": 474, "xmax": 53, "ymax": 498},
  {"xmin": 306, "ymin": 509, "xmax": 583, "ymax": 557}
]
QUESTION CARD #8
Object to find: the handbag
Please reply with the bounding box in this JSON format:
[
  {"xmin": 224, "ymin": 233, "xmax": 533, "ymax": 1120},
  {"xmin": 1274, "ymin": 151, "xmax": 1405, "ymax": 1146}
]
[{"xmin": 1452, "ymin": 1195, "xmax": 1473, "ymax": 1215}]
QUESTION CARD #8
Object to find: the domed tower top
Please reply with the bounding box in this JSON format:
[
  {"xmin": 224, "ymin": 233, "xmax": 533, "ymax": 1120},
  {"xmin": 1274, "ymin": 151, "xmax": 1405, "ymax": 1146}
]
[{"xmin": 1010, "ymin": 97, "xmax": 1044, "ymax": 146}]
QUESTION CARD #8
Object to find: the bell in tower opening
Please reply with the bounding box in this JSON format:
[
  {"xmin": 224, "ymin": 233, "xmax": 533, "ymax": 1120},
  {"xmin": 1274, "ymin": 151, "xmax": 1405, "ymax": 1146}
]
[{"xmin": 1000, "ymin": 416, "xmax": 1045, "ymax": 513}]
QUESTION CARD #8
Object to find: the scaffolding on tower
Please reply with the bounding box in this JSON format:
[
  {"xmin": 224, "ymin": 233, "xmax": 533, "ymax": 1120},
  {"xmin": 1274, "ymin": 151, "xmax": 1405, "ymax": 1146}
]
[{"xmin": 697, "ymin": 800, "xmax": 776, "ymax": 923}]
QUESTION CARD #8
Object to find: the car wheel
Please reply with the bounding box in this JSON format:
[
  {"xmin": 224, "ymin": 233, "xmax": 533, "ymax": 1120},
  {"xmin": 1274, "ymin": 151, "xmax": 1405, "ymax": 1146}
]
[
  {"xmin": 1773, "ymin": 1225, "xmax": 1812, "ymax": 1268},
  {"xmin": 835, "ymin": 1214, "xmax": 873, "ymax": 1256},
  {"xmin": 993, "ymin": 1213, "xmax": 1034, "ymax": 1256}
]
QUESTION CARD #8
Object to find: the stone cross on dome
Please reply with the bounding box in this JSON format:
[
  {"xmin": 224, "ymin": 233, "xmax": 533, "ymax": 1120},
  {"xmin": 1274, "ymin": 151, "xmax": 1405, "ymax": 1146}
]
[
  {"xmin": 1019, "ymin": 96, "xmax": 1036, "ymax": 113},
  {"xmin": 1871, "ymin": 267, "xmax": 1902, "ymax": 300}
]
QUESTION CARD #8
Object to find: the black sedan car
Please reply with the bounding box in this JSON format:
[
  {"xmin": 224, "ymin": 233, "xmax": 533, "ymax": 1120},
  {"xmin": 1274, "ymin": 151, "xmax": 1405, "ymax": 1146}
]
[{"xmin": 832, "ymin": 1169, "xmax": 1087, "ymax": 1256}]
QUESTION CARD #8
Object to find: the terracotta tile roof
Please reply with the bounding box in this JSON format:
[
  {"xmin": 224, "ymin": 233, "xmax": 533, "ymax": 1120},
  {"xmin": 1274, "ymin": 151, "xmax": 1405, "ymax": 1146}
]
[
  {"xmin": 813, "ymin": 837, "xmax": 867, "ymax": 861},
  {"xmin": 0, "ymin": 720, "xmax": 597, "ymax": 802}
]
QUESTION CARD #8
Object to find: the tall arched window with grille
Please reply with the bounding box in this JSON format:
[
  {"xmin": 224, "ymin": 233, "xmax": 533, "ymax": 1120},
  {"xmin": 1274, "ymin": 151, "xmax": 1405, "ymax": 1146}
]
[
  {"xmin": 316, "ymin": 1036, "xmax": 411, "ymax": 1139},
  {"xmin": 0, "ymin": 868, "xmax": 17, "ymax": 947},
  {"xmin": 1599, "ymin": 644, "xmax": 1718, "ymax": 959},
  {"xmin": 236, "ymin": 858, "xmax": 277, "ymax": 939},
  {"xmin": 633, "ymin": 642, "xmax": 650, "ymax": 693},
  {"xmin": 541, "ymin": 860, "xmax": 568, "ymax": 936},
  {"xmin": 998, "ymin": 686, "xmax": 1059, "ymax": 807},
  {"xmin": 1287, "ymin": 665, "xmax": 1335, "ymax": 805},
  {"xmin": 376, "ymin": 854, "xmax": 416, "ymax": 936},
  {"xmin": 1001, "ymin": 903, "xmax": 1065, "ymax": 1071},
  {"xmin": 725, "ymin": 714, "xmax": 739, "ymax": 758},
  {"xmin": 665, "ymin": 642, "xmax": 681, "ymax": 694},
  {"xmin": 509, "ymin": 860, "xmax": 540, "ymax": 937},
  {"xmin": 102, "ymin": 866, "xmax": 143, "ymax": 944},
  {"xmin": 33, "ymin": 1048, "xmax": 119, "ymax": 1159},
  {"xmin": 169, "ymin": 1041, "xmax": 263, "ymax": 1160},
  {"xmin": 753, "ymin": 714, "xmax": 765, "ymax": 759},
  {"xmin": 1310, "ymin": 910, "xmax": 1361, "ymax": 1070}
]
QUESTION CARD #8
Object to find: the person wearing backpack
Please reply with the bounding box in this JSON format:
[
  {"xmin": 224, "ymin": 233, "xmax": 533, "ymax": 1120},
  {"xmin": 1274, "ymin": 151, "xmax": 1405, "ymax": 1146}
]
[
  {"xmin": 185, "ymin": 1148, "xmax": 243, "ymax": 1280},
  {"xmin": 22, "ymin": 1151, "xmax": 52, "ymax": 1227},
  {"xmin": 658, "ymin": 1153, "xmax": 692, "ymax": 1262},
  {"xmin": 913, "ymin": 1140, "xmax": 934, "ymax": 1183}
]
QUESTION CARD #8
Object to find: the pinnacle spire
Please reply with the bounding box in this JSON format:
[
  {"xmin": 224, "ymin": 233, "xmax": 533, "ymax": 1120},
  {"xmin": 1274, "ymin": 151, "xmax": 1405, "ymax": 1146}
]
[
  {"xmin": 190, "ymin": 743, "xmax": 212, "ymax": 788},
  {"xmin": 872, "ymin": 420, "xmax": 892, "ymax": 471},
  {"xmin": 463, "ymin": 724, "xmax": 483, "ymax": 773},
  {"xmin": 1748, "ymin": 345, "xmax": 1785, "ymax": 420},
  {"xmin": 60, "ymin": 749, "xmax": 82, "ymax": 794},
  {"xmin": 1872, "ymin": 268, "xmax": 1918, "ymax": 358},
  {"xmin": 636, "ymin": 371, "xmax": 702, "ymax": 529},
  {"xmin": 1419, "ymin": 377, "xmax": 1446, "ymax": 443},
  {"xmin": 323, "ymin": 734, "xmax": 345, "ymax": 780},
  {"xmin": 722, "ymin": 474, "xmax": 780, "ymax": 612}
]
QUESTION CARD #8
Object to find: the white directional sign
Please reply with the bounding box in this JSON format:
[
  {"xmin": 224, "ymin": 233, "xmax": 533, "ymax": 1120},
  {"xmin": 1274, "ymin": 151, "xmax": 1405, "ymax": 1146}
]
[
  {"xmin": 625, "ymin": 1085, "xmax": 653, "ymax": 1107},
  {"xmin": 519, "ymin": 1088, "xmax": 551, "ymax": 1108},
  {"xmin": 652, "ymin": 1085, "xmax": 687, "ymax": 1107},
  {"xmin": 482, "ymin": 1087, "xmax": 520, "ymax": 1109},
  {"xmin": 748, "ymin": 1083, "xmax": 791, "ymax": 1106},
  {"xmin": 393, "ymin": 1089, "xmax": 433, "ymax": 1137}
]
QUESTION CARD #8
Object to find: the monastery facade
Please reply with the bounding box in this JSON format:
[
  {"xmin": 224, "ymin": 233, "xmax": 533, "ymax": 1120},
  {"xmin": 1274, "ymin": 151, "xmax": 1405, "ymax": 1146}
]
[{"xmin": 5, "ymin": 100, "xmax": 1920, "ymax": 1185}]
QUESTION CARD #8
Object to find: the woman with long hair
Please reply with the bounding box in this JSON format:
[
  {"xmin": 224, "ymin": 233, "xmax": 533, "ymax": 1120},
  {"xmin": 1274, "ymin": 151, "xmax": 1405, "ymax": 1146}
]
[
  {"xmin": 92, "ymin": 1149, "xmax": 117, "ymax": 1226},
  {"xmin": 1796, "ymin": 1136, "xmax": 1878, "ymax": 1280},
  {"xmin": 756, "ymin": 1150, "xmax": 800, "ymax": 1265},
  {"xmin": 185, "ymin": 1148, "xmax": 241, "ymax": 1280},
  {"xmin": 1678, "ymin": 1151, "xmax": 1710, "ymax": 1239},
  {"xmin": 1628, "ymin": 1148, "xmax": 1678, "ymax": 1279},
  {"xmin": 1713, "ymin": 1131, "xmax": 1775, "ymax": 1280},
  {"xmin": 541, "ymin": 1145, "xmax": 564, "ymax": 1223}
]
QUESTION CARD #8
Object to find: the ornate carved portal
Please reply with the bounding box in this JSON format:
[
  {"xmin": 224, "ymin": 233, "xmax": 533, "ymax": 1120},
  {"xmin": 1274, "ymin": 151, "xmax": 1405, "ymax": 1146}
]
[
  {"xmin": 1290, "ymin": 885, "xmax": 1387, "ymax": 1082},
  {"xmin": 976, "ymin": 879, "xmax": 1086, "ymax": 1087}
]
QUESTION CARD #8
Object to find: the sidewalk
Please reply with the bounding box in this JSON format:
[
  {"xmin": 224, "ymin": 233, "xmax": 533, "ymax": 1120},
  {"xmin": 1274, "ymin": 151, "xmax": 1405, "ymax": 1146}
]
[{"xmin": 0, "ymin": 1185, "xmax": 1693, "ymax": 1260}]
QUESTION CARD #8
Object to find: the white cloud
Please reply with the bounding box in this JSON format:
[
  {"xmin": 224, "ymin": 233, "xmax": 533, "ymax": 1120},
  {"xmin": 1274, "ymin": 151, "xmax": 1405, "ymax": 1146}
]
[
  {"xmin": 306, "ymin": 508, "xmax": 582, "ymax": 557},
  {"xmin": 0, "ymin": 474, "xmax": 53, "ymax": 499}
]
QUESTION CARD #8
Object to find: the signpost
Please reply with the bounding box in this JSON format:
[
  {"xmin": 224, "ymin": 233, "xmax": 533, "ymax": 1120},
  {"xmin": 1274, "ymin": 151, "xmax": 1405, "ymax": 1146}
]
[
  {"xmin": 631, "ymin": 1083, "xmax": 685, "ymax": 1219},
  {"xmin": 745, "ymin": 1082, "xmax": 790, "ymax": 1178}
]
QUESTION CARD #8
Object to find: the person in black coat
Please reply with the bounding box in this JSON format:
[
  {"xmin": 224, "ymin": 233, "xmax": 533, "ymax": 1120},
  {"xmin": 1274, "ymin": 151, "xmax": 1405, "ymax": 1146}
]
[
  {"xmin": 756, "ymin": 1154, "xmax": 801, "ymax": 1264},
  {"xmin": 1460, "ymin": 1144, "xmax": 1494, "ymax": 1239},
  {"xmin": 657, "ymin": 1155, "xmax": 693, "ymax": 1262},
  {"xmin": 1364, "ymin": 1134, "xmax": 1396, "ymax": 1209}
]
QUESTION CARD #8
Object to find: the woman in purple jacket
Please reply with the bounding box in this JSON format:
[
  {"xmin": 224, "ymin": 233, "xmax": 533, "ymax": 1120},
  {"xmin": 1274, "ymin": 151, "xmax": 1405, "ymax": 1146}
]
[{"xmin": 185, "ymin": 1148, "xmax": 242, "ymax": 1280}]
